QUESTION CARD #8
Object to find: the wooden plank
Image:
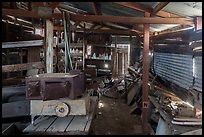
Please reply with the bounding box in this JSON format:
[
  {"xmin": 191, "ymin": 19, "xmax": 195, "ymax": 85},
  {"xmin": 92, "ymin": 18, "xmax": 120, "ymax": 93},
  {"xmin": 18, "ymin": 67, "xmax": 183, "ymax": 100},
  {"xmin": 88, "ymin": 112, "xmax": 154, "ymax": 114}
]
[
  {"xmin": 2, "ymin": 100, "xmax": 30, "ymax": 118},
  {"xmin": 2, "ymin": 40, "xmax": 43, "ymax": 49},
  {"xmin": 148, "ymin": 96, "xmax": 172, "ymax": 122},
  {"xmin": 3, "ymin": 15, "xmax": 34, "ymax": 28},
  {"xmin": 173, "ymin": 117, "xmax": 202, "ymax": 122},
  {"xmin": 2, "ymin": 62, "xmax": 45, "ymax": 73},
  {"xmin": 84, "ymin": 97, "xmax": 98, "ymax": 133},
  {"xmin": 66, "ymin": 115, "xmax": 88, "ymax": 132},
  {"xmin": 45, "ymin": 20, "xmax": 54, "ymax": 73},
  {"xmin": 156, "ymin": 10, "xmax": 181, "ymax": 18},
  {"xmin": 35, "ymin": 117, "xmax": 57, "ymax": 132},
  {"xmin": 152, "ymin": 2, "xmax": 169, "ymax": 16},
  {"xmin": 23, "ymin": 116, "xmax": 50, "ymax": 132},
  {"xmin": 46, "ymin": 116, "xmax": 74, "ymax": 132},
  {"xmin": 70, "ymin": 14, "xmax": 193, "ymax": 25},
  {"xmin": 127, "ymin": 81, "xmax": 142, "ymax": 105}
]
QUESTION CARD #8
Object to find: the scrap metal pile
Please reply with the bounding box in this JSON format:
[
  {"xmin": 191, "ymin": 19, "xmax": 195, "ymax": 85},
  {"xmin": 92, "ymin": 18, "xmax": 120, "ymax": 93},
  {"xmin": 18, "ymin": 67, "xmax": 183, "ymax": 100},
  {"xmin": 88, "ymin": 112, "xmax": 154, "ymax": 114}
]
[{"xmin": 147, "ymin": 75, "xmax": 202, "ymax": 135}]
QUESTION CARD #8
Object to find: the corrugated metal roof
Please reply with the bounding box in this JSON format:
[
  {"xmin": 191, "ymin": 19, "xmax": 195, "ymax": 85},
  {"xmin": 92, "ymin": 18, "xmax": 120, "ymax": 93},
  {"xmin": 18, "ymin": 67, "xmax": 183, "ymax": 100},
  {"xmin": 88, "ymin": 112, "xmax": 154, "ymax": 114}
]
[
  {"xmin": 163, "ymin": 2, "xmax": 202, "ymax": 17},
  {"xmin": 59, "ymin": 2, "xmax": 202, "ymax": 32},
  {"xmin": 101, "ymin": 2, "xmax": 144, "ymax": 17},
  {"xmin": 137, "ymin": 2, "xmax": 159, "ymax": 8}
]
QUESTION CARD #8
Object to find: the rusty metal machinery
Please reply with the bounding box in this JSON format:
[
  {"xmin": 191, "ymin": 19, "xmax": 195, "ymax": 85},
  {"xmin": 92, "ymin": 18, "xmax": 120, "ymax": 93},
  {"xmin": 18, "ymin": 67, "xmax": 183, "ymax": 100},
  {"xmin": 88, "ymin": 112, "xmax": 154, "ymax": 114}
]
[
  {"xmin": 25, "ymin": 70, "xmax": 92, "ymax": 124},
  {"xmin": 26, "ymin": 71, "xmax": 85, "ymax": 101}
]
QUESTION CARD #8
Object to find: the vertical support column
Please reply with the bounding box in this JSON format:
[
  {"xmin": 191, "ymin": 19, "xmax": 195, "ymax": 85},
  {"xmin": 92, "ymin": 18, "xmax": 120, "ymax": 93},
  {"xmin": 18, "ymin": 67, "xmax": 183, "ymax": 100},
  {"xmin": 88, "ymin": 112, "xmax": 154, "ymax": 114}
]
[
  {"xmin": 142, "ymin": 12, "xmax": 150, "ymax": 134},
  {"xmin": 122, "ymin": 52, "xmax": 125, "ymax": 74},
  {"xmin": 45, "ymin": 20, "xmax": 54, "ymax": 73},
  {"xmin": 194, "ymin": 17, "xmax": 202, "ymax": 31},
  {"xmin": 112, "ymin": 36, "xmax": 117, "ymax": 78},
  {"xmin": 124, "ymin": 52, "xmax": 128, "ymax": 74},
  {"xmin": 118, "ymin": 52, "xmax": 122, "ymax": 75},
  {"xmin": 56, "ymin": 30, "xmax": 61, "ymax": 72}
]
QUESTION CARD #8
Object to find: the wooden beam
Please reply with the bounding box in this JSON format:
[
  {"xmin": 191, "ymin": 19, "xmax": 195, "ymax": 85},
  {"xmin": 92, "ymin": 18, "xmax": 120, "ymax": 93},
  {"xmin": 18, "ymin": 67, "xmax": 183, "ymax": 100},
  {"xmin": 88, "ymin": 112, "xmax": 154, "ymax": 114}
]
[
  {"xmin": 70, "ymin": 14, "xmax": 193, "ymax": 25},
  {"xmin": 152, "ymin": 25, "xmax": 193, "ymax": 36},
  {"xmin": 2, "ymin": 62, "xmax": 45, "ymax": 73},
  {"xmin": 45, "ymin": 20, "xmax": 54, "ymax": 73},
  {"xmin": 113, "ymin": 2, "xmax": 152, "ymax": 13},
  {"xmin": 92, "ymin": 2, "xmax": 98, "ymax": 15},
  {"xmin": 2, "ymin": 40, "xmax": 43, "ymax": 49},
  {"xmin": 152, "ymin": 2, "xmax": 169, "ymax": 16},
  {"xmin": 112, "ymin": 36, "xmax": 118, "ymax": 79},
  {"xmin": 91, "ymin": 2, "xmax": 103, "ymax": 28},
  {"xmin": 3, "ymin": 15, "xmax": 34, "ymax": 28},
  {"xmin": 156, "ymin": 10, "xmax": 180, "ymax": 18},
  {"xmin": 54, "ymin": 26, "xmax": 141, "ymax": 35},
  {"xmin": 2, "ymin": 8, "xmax": 63, "ymax": 19},
  {"xmin": 142, "ymin": 12, "xmax": 150, "ymax": 134}
]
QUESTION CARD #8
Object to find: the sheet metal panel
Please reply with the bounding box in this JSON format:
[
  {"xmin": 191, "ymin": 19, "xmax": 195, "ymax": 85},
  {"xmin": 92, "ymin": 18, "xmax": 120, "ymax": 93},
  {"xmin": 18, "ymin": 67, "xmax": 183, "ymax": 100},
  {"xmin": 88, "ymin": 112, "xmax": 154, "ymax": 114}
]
[
  {"xmin": 153, "ymin": 52, "xmax": 193, "ymax": 90},
  {"xmin": 193, "ymin": 56, "xmax": 202, "ymax": 92}
]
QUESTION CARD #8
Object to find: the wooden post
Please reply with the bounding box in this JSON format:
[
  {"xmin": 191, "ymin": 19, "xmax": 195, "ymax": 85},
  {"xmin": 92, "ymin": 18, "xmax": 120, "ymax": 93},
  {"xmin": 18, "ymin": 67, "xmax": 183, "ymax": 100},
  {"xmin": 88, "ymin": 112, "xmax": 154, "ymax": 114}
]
[
  {"xmin": 194, "ymin": 17, "xmax": 202, "ymax": 31},
  {"xmin": 124, "ymin": 53, "xmax": 128, "ymax": 74},
  {"xmin": 122, "ymin": 52, "xmax": 125, "ymax": 74},
  {"xmin": 56, "ymin": 30, "xmax": 60, "ymax": 72},
  {"xmin": 45, "ymin": 20, "xmax": 54, "ymax": 73},
  {"xmin": 112, "ymin": 36, "xmax": 117, "ymax": 78},
  {"xmin": 118, "ymin": 52, "xmax": 122, "ymax": 75},
  {"xmin": 142, "ymin": 12, "xmax": 150, "ymax": 134}
]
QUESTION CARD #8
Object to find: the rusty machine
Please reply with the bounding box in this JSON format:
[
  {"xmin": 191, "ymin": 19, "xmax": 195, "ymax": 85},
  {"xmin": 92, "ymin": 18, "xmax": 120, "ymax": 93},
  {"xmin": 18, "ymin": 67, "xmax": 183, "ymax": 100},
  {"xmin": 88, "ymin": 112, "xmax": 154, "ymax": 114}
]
[{"xmin": 25, "ymin": 70, "xmax": 91, "ymax": 123}]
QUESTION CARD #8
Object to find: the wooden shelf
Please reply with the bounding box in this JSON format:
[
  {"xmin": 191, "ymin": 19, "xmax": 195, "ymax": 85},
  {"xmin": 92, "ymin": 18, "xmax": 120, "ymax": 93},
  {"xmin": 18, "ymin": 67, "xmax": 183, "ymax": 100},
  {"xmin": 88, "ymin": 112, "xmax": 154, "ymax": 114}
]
[
  {"xmin": 85, "ymin": 58, "xmax": 111, "ymax": 61},
  {"xmin": 71, "ymin": 53, "xmax": 83, "ymax": 57},
  {"xmin": 87, "ymin": 44, "xmax": 114, "ymax": 48},
  {"xmin": 58, "ymin": 42, "xmax": 83, "ymax": 48}
]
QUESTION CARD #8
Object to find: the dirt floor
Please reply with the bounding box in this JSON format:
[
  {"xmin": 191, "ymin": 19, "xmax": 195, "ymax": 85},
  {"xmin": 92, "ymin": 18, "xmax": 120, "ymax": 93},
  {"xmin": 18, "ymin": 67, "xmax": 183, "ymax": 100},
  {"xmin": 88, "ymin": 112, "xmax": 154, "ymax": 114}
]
[{"xmin": 90, "ymin": 95, "xmax": 143, "ymax": 135}]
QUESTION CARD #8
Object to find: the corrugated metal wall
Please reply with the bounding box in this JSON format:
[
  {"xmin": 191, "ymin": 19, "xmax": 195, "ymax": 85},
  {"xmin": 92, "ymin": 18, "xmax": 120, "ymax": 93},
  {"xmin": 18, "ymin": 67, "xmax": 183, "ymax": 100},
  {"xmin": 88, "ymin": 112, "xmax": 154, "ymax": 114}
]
[
  {"xmin": 153, "ymin": 52, "xmax": 194, "ymax": 90},
  {"xmin": 193, "ymin": 56, "xmax": 202, "ymax": 91},
  {"xmin": 153, "ymin": 52, "xmax": 202, "ymax": 92}
]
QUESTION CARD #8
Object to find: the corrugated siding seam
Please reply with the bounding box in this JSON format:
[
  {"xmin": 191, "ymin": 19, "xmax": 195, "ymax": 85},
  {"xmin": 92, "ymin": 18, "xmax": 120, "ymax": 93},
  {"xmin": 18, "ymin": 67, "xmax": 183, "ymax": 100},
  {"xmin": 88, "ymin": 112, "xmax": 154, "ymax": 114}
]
[
  {"xmin": 153, "ymin": 52, "xmax": 194, "ymax": 90},
  {"xmin": 193, "ymin": 56, "xmax": 202, "ymax": 91}
]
